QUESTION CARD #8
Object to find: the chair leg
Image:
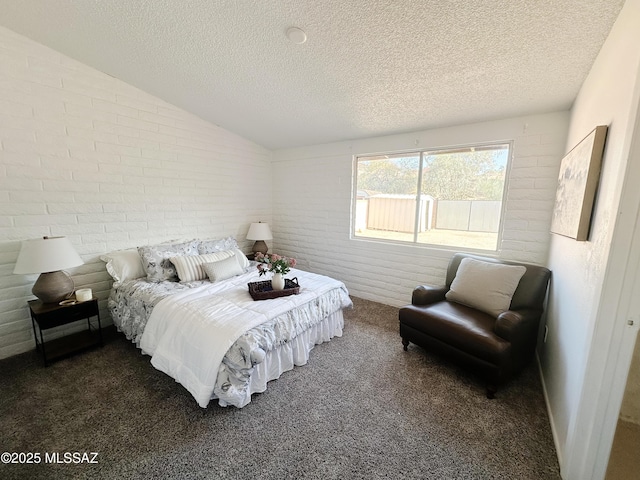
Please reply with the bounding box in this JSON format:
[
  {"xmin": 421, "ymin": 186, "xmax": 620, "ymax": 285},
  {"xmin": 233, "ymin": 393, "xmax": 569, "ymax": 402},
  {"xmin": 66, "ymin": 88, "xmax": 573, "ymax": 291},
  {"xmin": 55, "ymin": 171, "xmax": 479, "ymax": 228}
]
[
  {"xmin": 486, "ymin": 385, "xmax": 497, "ymax": 399},
  {"xmin": 402, "ymin": 338, "xmax": 409, "ymax": 351}
]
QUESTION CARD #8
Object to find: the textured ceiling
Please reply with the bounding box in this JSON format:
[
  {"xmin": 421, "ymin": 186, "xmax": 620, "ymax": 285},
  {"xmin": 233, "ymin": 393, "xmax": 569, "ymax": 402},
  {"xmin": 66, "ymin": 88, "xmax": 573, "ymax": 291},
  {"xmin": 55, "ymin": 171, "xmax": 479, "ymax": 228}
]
[{"xmin": 0, "ymin": 0, "xmax": 625, "ymax": 150}]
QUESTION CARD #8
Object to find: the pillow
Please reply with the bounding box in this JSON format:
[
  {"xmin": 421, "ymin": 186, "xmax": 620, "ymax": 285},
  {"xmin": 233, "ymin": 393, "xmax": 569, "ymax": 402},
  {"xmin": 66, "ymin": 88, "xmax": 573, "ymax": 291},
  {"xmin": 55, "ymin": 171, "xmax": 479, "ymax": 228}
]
[
  {"xmin": 100, "ymin": 249, "xmax": 146, "ymax": 286},
  {"xmin": 138, "ymin": 240, "xmax": 199, "ymax": 282},
  {"xmin": 445, "ymin": 258, "xmax": 527, "ymax": 317},
  {"xmin": 203, "ymin": 255, "xmax": 244, "ymax": 283},
  {"xmin": 197, "ymin": 236, "xmax": 239, "ymax": 255},
  {"xmin": 169, "ymin": 250, "xmax": 236, "ymax": 282},
  {"xmin": 231, "ymin": 248, "xmax": 251, "ymax": 270}
]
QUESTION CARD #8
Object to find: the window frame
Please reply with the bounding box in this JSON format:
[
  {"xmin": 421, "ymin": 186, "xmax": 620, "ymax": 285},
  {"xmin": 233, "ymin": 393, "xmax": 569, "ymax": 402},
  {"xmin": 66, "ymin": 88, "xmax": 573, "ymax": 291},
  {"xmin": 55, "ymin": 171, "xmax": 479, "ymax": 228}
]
[{"xmin": 350, "ymin": 141, "xmax": 513, "ymax": 253}]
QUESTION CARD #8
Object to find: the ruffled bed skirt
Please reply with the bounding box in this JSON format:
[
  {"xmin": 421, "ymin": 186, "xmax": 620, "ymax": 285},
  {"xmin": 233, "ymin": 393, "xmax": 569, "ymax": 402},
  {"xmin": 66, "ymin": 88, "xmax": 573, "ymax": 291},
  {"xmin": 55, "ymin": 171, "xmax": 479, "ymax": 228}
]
[{"xmin": 215, "ymin": 309, "xmax": 344, "ymax": 408}]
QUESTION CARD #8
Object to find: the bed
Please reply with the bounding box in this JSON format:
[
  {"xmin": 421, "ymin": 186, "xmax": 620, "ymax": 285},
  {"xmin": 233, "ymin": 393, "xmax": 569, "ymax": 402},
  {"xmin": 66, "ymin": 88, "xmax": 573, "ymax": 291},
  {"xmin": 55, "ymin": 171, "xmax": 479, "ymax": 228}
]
[{"xmin": 102, "ymin": 238, "xmax": 352, "ymax": 408}]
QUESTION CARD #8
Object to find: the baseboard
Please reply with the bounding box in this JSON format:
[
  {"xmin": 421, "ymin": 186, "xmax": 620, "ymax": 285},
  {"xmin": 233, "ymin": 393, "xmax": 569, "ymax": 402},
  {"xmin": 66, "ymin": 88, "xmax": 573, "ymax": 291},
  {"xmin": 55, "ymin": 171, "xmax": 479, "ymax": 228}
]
[
  {"xmin": 536, "ymin": 351, "xmax": 565, "ymax": 478},
  {"xmin": 618, "ymin": 414, "xmax": 640, "ymax": 426}
]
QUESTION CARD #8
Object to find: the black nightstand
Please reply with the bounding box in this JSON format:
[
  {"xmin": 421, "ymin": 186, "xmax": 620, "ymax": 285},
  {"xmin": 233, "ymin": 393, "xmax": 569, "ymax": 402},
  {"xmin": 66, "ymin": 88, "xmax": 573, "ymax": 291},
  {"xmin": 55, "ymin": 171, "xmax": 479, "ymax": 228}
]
[{"xmin": 28, "ymin": 298, "xmax": 103, "ymax": 366}]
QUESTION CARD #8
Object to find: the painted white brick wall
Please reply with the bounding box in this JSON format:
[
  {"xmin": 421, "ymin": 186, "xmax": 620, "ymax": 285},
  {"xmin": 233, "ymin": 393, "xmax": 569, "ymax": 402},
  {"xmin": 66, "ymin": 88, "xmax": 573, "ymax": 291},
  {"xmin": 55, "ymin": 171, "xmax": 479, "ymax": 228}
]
[
  {"xmin": 0, "ymin": 26, "xmax": 570, "ymax": 359},
  {"xmin": 0, "ymin": 27, "xmax": 272, "ymax": 359},
  {"xmin": 272, "ymin": 113, "xmax": 569, "ymax": 307}
]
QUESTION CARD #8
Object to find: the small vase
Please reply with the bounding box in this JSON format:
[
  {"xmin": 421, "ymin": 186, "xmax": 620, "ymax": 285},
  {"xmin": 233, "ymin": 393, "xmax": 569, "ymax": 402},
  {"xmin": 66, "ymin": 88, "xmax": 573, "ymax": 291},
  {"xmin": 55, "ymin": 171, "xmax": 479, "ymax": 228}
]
[{"xmin": 271, "ymin": 273, "xmax": 285, "ymax": 291}]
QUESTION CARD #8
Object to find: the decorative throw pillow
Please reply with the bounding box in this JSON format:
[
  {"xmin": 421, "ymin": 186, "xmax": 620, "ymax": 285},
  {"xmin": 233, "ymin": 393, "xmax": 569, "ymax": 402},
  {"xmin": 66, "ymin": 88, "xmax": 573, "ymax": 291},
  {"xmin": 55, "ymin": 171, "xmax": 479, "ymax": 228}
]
[
  {"xmin": 203, "ymin": 255, "xmax": 244, "ymax": 283},
  {"xmin": 197, "ymin": 236, "xmax": 239, "ymax": 255},
  {"xmin": 169, "ymin": 250, "xmax": 236, "ymax": 282},
  {"xmin": 138, "ymin": 240, "xmax": 199, "ymax": 282},
  {"xmin": 99, "ymin": 249, "xmax": 146, "ymax": 286},
  {"xmin": 445, "ymin": 258, "xmax": 527, "ymax": 317}
]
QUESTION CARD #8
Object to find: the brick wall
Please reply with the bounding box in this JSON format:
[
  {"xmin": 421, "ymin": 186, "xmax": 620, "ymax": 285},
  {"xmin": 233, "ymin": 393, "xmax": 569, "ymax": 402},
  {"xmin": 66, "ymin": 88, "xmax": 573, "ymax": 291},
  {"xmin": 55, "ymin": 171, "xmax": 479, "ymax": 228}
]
[
  {"xmin": 0, "ymin": 25, "xmax": 571, "ymax": 359},
  {"xmin": 272, "ymin": 112, "xmax": 569, "ymax": 307},
  {"xmin": 0, "ymin": 27, "xmax": 272, "ymax": 359}
]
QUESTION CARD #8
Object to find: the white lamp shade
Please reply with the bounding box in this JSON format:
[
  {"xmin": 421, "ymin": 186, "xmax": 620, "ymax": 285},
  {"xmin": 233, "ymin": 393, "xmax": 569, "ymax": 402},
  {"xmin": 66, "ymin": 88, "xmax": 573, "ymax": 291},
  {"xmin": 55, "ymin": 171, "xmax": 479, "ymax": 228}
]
[
  {"xmin": 13, "ymin": 237, "xmax": 84, "ymax": 274},
  {"xmin": 246, "ymin": 223, "xmax": 273, "ymax": 241}
]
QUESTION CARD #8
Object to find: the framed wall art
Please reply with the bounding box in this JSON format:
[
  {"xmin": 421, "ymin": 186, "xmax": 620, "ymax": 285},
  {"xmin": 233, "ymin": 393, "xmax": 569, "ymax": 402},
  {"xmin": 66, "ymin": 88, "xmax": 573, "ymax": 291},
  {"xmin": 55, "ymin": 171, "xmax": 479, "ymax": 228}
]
[{"xmin": 550, "ymin": 125, "xmax": 608, "ymax": 241}]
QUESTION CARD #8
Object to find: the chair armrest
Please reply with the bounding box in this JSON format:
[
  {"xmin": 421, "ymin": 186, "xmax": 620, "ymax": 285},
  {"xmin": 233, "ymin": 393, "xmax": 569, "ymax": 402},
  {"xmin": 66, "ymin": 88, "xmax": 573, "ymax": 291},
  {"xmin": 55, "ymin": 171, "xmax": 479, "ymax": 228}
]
[
  {"xmin": 494, "ymin": 309, "xmax": 540, "ymax": 342},
  {"xmin": 412, "ymin": 285, "xmax": 447, "ymax": 306}
]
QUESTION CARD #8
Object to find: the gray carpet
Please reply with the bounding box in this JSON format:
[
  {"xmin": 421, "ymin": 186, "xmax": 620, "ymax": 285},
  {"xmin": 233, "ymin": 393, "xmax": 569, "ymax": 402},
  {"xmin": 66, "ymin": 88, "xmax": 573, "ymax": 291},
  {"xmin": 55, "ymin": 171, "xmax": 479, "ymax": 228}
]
[{"xmin": 0, "ymin": 297, "xmax": 560, "ymax": 479}]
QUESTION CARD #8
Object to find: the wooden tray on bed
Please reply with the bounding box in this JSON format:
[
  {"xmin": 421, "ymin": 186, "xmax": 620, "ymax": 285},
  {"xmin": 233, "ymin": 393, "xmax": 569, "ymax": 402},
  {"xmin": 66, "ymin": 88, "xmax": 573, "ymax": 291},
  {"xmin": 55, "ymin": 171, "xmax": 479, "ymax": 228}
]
[{"xmin": 248, "ymin": 277, "xmax": 300, "ymax": 301}]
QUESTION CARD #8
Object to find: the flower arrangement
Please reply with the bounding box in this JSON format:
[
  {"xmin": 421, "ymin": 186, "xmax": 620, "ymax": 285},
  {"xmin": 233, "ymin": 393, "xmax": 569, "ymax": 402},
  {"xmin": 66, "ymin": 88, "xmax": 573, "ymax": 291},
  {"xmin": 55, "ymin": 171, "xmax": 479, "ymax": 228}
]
[{"xmin": 255, "ymin": 252, "xmax": 297, "ymax": 276}]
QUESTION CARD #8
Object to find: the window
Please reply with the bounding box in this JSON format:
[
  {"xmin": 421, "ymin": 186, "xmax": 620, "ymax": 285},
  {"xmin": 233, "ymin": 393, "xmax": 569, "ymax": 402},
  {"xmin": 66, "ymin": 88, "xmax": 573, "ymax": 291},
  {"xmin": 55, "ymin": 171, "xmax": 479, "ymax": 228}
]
[{"xmin": 352, "ymin": 143, "xmax": 510, "ymax": 251}]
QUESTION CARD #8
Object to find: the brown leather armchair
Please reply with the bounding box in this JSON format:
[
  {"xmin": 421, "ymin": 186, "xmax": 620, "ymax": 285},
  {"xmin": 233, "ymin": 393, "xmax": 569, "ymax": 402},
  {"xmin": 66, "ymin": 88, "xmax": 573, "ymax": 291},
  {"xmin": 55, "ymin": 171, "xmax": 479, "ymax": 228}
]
[{"xmin": 399, "ymin": 253, "xmax": 551, "ymax": 398}]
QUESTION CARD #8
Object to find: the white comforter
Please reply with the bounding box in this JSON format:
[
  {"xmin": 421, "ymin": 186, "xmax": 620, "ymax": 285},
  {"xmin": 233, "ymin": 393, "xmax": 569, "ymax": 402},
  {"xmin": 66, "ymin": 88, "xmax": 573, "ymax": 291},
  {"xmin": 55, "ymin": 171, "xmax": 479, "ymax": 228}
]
[{"xmin": 139, "ymin": 268, "xmax": 351, "ymax": 408}]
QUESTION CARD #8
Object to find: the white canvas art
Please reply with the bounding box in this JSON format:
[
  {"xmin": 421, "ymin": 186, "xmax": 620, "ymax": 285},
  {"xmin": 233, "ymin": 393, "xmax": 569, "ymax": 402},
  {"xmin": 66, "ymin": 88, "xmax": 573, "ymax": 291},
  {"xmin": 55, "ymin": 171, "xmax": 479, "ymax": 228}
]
[{"xmin": 550, "ymin": 125, "xmax": 608, "ymax": 241}]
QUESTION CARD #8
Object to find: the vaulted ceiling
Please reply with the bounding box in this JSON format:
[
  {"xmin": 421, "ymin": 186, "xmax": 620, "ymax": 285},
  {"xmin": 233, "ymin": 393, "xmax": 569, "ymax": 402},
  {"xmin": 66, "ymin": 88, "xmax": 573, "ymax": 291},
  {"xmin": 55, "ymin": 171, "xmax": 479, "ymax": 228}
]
[{"xmin": 0, "ymin": 0, "xmax": 625, "ymax": 149}]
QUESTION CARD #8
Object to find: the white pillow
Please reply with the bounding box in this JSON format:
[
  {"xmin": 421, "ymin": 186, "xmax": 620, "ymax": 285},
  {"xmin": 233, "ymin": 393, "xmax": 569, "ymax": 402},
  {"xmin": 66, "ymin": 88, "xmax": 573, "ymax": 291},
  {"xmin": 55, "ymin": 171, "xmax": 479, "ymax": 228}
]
[
  {"xmin": 232, "ymin": 248, "xmax": 251, "ymax": 270},
  {"xmin": 203, "ymin": 255, "xmax": 244, "ymax": 282},
  {"xmin": 445, "ymin": 258, "xmax": 526, "ymax": 317},
  {"xmin": 100, "ymin": 249, "xmax": 146, "ymax": 286},
  {"xmin": 169, "ymin": 250, "xmax": 235, "ymax": 282}
]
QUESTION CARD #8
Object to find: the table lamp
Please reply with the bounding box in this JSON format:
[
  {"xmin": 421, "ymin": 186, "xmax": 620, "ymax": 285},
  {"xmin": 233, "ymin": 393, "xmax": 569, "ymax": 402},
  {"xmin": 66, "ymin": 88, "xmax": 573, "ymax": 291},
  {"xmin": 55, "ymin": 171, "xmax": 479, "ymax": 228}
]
[
  {"xmin": 13, "ymin": 236, "xmax": 84, "ymax": 303},
  {"xmin": 246, "ymin": 222, "xmax": 272, "ymax": 255}
]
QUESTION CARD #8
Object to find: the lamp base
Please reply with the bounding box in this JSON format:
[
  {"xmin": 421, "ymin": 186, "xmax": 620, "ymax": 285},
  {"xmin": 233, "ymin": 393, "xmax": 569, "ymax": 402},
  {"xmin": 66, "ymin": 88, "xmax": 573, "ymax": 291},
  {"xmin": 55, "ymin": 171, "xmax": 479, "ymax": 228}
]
[
  {"xmin": 252, "ymin": 240, "xmax": 268, "ymax": 255},
  {"xmin": 32, "ymin": 271, "xmax": 75, "ymax": 304}
]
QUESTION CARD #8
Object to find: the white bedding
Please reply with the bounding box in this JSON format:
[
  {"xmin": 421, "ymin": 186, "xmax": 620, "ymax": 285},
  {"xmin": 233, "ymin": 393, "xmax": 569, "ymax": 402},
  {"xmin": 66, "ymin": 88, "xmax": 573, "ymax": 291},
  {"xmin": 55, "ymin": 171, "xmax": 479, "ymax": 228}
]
[{"xmin": 139, "ymin": 268, "xmax": 351, "ymax": 408}]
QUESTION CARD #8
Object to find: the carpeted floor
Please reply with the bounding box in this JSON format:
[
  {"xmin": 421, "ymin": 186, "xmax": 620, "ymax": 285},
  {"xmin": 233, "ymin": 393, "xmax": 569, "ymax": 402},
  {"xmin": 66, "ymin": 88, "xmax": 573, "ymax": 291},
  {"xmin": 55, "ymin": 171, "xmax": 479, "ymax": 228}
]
[{"xmin": 0, "ymin": 297, "xmax": 560, "ymax": 479}]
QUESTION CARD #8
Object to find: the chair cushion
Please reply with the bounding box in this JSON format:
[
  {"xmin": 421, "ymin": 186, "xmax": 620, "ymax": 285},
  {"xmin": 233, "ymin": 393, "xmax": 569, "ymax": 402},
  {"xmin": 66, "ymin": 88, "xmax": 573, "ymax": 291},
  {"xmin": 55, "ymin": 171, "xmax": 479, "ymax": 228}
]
[
  {"xmin": 399, "ymin": 302, "xmax": 510, "ymax": 364},
  {"xmin": 445, "ymin": 257, "xmax": 526, "ymax": 317}
]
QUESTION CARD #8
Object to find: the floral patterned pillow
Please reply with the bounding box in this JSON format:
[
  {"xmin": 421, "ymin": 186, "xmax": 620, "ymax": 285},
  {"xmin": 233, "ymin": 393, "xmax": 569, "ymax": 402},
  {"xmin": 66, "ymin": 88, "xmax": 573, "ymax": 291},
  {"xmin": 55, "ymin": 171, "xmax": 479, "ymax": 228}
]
[
  {"xmin": 138, "ymin": 240, "xmax": 199, "ymax": 282},
  {"xmin": 197, "ymin": 236, "xmax": 239, "ymax": 255}
]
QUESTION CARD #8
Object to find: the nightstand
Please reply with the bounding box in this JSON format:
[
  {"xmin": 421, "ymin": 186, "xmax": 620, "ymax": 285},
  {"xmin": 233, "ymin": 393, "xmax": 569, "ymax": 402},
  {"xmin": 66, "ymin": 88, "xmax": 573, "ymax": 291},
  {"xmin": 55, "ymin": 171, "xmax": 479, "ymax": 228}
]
[{"xmin": 28, "ymin": 298, "xmax": 103, "ymax": 366}]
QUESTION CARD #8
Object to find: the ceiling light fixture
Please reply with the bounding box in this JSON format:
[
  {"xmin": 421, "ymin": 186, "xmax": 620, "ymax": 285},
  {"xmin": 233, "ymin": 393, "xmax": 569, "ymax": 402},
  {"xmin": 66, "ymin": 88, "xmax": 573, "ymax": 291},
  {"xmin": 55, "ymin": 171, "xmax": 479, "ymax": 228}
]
[{"xmin": 286, "ymin": 27, "xmax": 307, "ymax": 45}]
